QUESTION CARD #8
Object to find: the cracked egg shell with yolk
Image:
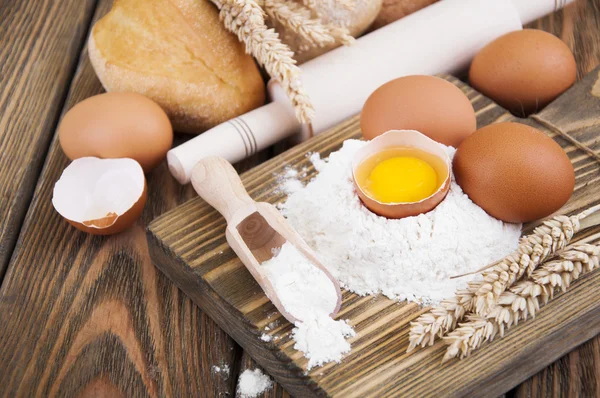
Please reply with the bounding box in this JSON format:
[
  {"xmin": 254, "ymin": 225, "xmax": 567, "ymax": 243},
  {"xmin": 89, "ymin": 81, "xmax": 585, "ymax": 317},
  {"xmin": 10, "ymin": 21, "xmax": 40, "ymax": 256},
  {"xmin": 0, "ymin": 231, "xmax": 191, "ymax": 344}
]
[{"xmin": 352, "ymin": 130, "xmax": 451, "ymax": 219}]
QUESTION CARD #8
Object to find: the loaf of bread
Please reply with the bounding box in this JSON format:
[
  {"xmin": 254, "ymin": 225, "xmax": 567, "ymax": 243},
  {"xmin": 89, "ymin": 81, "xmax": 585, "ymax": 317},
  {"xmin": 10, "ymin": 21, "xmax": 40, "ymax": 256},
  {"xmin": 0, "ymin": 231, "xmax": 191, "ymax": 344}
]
[
  {"xmin": 88, "ymin": 0, "xmax": 265, "ymax": 134},
  {"xmin": 372, "ymin": 0, "xmax": 438, "ymax": 30}
]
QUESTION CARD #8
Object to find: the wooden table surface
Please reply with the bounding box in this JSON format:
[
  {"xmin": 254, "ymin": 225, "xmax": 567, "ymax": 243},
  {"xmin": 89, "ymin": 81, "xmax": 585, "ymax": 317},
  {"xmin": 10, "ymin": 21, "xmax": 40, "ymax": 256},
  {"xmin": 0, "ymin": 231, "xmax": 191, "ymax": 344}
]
[{"xmin": 0, "ymin": 1, "xmax": 598, "ymax": 397}]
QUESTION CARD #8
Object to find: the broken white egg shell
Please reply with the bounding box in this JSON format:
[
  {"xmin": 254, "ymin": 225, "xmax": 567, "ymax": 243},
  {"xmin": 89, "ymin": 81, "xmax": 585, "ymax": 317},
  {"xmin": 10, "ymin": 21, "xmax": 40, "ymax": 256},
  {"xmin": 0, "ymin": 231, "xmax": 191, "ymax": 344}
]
[
  {"xmin": 352, "ymin": 130, "xmax": 452, "ymax": 219},
  {"xmin": 52, "ymin": 157, "xmax": 147, "ymax": 235}
]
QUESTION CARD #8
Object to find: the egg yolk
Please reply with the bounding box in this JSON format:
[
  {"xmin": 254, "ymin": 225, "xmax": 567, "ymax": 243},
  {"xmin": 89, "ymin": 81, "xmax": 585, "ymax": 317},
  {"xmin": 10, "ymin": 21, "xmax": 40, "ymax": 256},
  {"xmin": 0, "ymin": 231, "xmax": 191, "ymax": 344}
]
[{"xmin": 365, "ymin": 157, "xmax": 438, "ymax": 203}]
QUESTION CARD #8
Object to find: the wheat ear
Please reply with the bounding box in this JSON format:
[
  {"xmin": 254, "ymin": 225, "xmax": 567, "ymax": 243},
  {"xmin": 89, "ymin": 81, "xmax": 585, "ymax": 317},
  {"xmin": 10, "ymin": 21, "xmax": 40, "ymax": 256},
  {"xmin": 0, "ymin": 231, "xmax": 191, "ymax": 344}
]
[
  {"xmin": 213, "ymin": 0, "xmax": 315, "ymax": 123},
  {"xmin": 326, "ymin": 25, "xmax": 355, "ymax": 46},
  {"xmin": 471, "ymin": 206, "xmax": 600, "ymax": 315},
  {"xmin": 264, "ymin": 0, "xmax": 336, "ymax": 47},
  {"xmin": 302, "ymin": 0, "xmax": 355, "ymax": 14},
  {"xmin": 443, "ymin": 244, "xmax": 600, "ymax": 361},
  {"xmin": 407, "ymin": 288, "xmax": 473, "ymax": 351},
  {"xmin": 408, "ymin": 206, "xmax": 600, "ymax": 352},
  {"xmin": 266, "ymin": 0, "xmax": 355, "ymax": 48}
]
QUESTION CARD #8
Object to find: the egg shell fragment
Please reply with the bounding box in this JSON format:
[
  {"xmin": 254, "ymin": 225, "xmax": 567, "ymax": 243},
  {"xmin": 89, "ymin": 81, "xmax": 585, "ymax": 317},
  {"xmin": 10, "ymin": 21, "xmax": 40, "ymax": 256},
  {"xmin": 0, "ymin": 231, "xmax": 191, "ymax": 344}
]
[
  {"xmin": 469, "ymin": 29, "xmax": 577, "ymax": 117},
  {"xmin": 360, "ymin": 75, "xmax": 477, "ymax": 147},
  {"xmin": 58, "ymin": 92, "xmax": 173, "ymax": 172},
  {"xmin": 52, "ymin": 157, "xmax": 147, "ymax": 235},
  {"xmin": 352, "ymin": 130, "xmax": 451, "ymax": 219},
  {"xmin": 453, "ymin": 122, "xmax": 575, "ymax": 223}
]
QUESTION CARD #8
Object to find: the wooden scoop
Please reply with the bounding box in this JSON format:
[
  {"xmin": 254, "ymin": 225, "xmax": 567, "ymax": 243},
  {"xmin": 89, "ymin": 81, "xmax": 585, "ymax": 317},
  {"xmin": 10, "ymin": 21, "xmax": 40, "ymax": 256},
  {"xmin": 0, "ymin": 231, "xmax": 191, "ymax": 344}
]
[{"xmin": 191, "ymin": 156, "xmax": 342, "ymax": 324}]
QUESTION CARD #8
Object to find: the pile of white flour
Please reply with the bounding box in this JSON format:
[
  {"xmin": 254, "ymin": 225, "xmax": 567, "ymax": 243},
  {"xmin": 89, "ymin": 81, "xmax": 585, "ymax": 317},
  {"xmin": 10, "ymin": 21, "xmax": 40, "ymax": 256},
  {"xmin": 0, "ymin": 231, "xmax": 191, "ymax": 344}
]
[
  {"xmin": 292, "ymin": 314, "xmax": 355, "ymax": 369},
  {"xmin": 257, "ymin": 139, "xmax": 521, "ymax": 370},
  {"xmin": 261, "ymin": 242, "xmax": 355, "ymax": 369},
  {"xmin": 237, "ymin": 368, "xmax": 272, "ymax": 398},
  {"xmin": 278, "ymin": 140, "xmax": 522, "ymax": 304}
]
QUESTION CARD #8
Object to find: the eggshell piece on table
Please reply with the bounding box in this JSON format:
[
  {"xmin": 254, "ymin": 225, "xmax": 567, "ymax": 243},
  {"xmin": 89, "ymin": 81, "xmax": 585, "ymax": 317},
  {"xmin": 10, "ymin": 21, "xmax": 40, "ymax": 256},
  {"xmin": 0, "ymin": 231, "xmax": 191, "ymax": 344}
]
[
  {"xmin": 352, "ymin": 130, "xmax": 451, "ymax": 219},
  {"xmin": 360, "ymin": 75, "xmax": 477, "ymax": 147},
  {"xmin": 52, "ymin": 157, "xmax": 147, "ymax": 235},
  {"xmin": 59, "ymin": 92, "xmax": 173, "ymax": 172},
  {"xmin": 469, "ymin": 29, "xmax": 577, "ymax": 117},
  {"xmin": 453, "ymin": 122, "xmax": 574, "ymax": 223}
]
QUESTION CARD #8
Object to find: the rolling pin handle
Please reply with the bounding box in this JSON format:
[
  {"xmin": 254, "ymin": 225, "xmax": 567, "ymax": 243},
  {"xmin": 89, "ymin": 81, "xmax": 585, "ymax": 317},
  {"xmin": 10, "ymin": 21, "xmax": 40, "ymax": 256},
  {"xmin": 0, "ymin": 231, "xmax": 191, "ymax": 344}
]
[
  {"xmin": 191, "ymin": 157, "xmax": 254, "ymax": 223},
  {"xmin": 167, "ymin": 102, "xmax": 299, "ymax": 184}
]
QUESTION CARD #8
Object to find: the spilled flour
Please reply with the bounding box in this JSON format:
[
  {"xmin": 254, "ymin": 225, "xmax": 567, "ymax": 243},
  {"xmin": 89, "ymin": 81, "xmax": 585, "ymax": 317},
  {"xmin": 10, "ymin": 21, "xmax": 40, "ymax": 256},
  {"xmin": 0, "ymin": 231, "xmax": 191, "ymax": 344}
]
[
  {"xmin": 237, "ymin": 368, "xmax": 272, "ymax": 398},
  {"xmin": 211, "ymin": 364, "xmax": 230, "ymax": 378},
  {"xmin": 292, "ymin": 315, "xmax": 355, "ymax": 369},
  {"xmin": 278, "ymin": 140, "xmax": 522, "ymax": 304},
  {"xmin": 259, "ymin": 333, "xmax": 272, "ymax": 342},
  {"xmin": 261, "ymin": 242, "xmax": 355, "ymax": 369}
]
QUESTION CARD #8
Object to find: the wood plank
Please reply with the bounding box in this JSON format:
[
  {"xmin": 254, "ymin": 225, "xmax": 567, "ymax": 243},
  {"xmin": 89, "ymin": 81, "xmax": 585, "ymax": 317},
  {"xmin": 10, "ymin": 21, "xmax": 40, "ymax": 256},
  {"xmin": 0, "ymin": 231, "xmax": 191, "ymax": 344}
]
[
  {"xmin": 0, "ymin": 0, "xmax": 98, "ymax": 279},
  {"xmin": 508, "ymin": 337, "xmax": 600, "ymax": 398},
  {"xmin": 246, "ymin": 1, "xmax": 600, "ymax": 394},
  {"xmin": 149, "ymin": 70, "xmax": 600, "ymax": 397},
  {"xmin": 0, "ymin": 0, "xmax": 281, "ymax": 395}
]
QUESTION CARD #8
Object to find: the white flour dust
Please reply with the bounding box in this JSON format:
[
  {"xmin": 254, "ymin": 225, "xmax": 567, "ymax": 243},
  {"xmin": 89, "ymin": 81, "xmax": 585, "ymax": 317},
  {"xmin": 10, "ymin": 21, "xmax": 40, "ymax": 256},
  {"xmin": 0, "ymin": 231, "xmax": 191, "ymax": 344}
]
[
  {"xmin": 260, "ymin": 333, "xmax": 272, "ymax": 342},
  {"xmin": 211, "ymin": 364, "xmax": 230, "ymax": 378},
  {"xmin": 237, "ymin": 368, "xmax": 272, "ymax": 398},
  {"xmin": 279, "ymin": 140, "xmax": 522, "ymax": 304},
  {"xmin": 260, "ymin": 242, "xmax": 355, "ymax": 369},
  {"xmin": 292, "ymin": 315, "xmax": 355, "ymax": 369}
]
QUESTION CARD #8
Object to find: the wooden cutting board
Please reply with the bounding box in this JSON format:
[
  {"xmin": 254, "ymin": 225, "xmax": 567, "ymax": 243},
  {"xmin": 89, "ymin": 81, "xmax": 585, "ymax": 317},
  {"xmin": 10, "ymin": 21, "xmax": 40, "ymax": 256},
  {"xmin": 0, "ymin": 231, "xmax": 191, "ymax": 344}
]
[{"xmin": 147, "ymin": 70, "xmax": 600, "ymax": 398}]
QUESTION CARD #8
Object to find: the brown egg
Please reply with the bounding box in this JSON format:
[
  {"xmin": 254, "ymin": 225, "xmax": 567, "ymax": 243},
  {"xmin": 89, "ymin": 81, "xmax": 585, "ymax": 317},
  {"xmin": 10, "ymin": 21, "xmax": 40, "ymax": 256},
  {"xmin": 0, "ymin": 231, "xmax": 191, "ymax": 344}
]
[
  {"xmin": 469, "ymin": 29, "xmax": 576, "ymax": 117},
  {"xmin": 453, "ymin": 122, "xmax": 574, "ymax": 223},
  {"xmin": 360, "ymin": 75, "xmax": 477, "ymax": 147},
  {"xmin": 59, "ymin": 92, "xmax": 173, "ymax": 172}
]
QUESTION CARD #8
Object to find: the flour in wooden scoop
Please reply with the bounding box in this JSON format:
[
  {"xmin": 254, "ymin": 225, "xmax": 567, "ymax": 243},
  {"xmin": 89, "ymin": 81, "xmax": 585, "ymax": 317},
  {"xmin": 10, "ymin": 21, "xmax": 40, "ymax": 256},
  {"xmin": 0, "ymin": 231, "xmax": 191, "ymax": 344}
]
[{"xmin": 261, "ymin": 242, "xmax": 355, "ymax": 369}]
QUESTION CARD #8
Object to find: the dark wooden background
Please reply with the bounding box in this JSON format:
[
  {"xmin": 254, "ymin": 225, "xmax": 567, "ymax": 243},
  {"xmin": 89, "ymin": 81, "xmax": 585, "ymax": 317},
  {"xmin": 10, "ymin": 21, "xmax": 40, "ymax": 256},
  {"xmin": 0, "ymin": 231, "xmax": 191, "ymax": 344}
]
[{"xmin": 0, "ymin": 0, "xmax": 598, "ymax": 396}]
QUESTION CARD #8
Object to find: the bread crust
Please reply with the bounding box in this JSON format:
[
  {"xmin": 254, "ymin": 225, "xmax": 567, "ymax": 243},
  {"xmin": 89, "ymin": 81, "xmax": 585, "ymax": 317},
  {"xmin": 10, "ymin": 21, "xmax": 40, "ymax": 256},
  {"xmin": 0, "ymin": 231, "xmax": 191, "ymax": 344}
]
[{"xmin": 372, "ymin": 0, "xmax": 438, "ymax": 30}]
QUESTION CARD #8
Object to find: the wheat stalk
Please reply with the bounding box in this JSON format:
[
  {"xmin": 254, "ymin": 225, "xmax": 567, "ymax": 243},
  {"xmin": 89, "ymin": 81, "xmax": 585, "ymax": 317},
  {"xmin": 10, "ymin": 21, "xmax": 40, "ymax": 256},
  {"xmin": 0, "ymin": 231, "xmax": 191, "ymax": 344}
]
[
  {"xmin": 471, "ymin": 206, "xmax": 600, "ymax": 315},
  {"xmin": 305, "ymin": 0, "xmax": 356, "ymax": 45},
  {"xmin": 326, "ymin": 24, "xmax": 355, "ymax": 46},
  {"xmin": 302, "ymin": 0, "xmax": 355, "ymax": 14},
  {"xmin": 212, "ymin": 0, "xmax": 357, "ymax": 123},
  {"xmin": 264, "ymin": 0, "xmax": 335, "ymax": 47},
  {"xmin": 468, "ymin": 217, "xmax": 572, "ymax": 315},
  {"xmin": 407, "ymin": 205, "xmax": 600, "ymax": 352},
  {"xmin": 212, "ymin": 0, "xmax": 355, "ymax": 124},
  {"xmin": 407, "ymin": 288, "xmax": 473, "ymax": 351},
  {"xmin": 442, "ymin": 244, "xmax": 600, "ymax": 361},
  {"xmin": 212, "ymin": 0, "xmax": 315, "ymax": 123}
]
